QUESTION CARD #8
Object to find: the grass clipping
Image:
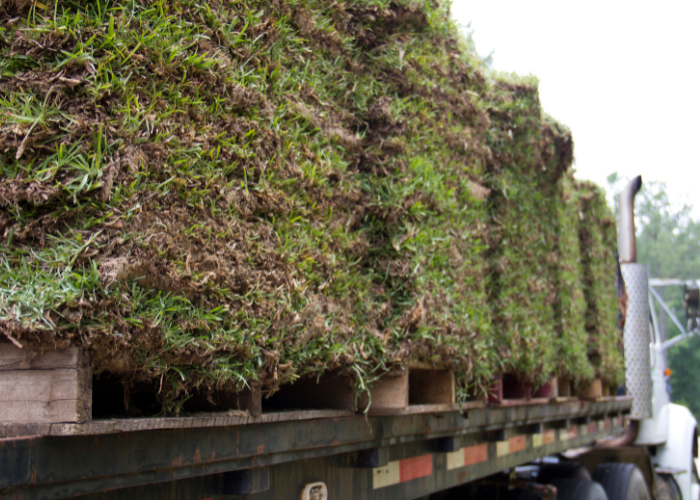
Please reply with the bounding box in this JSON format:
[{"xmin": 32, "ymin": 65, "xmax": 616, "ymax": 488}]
[{"xmin": 0, "ymin": 0, "xmax": 623, "ymax": 412}]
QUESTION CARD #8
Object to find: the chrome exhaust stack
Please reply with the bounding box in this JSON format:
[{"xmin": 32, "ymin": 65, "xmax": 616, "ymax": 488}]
[
  {"xmin": 618, "ymin": 175, "xmax": 642, "ymax": 264},
  {"xmin": 618, "ymin": 176, "xmax": 653, "ymax": 419}
]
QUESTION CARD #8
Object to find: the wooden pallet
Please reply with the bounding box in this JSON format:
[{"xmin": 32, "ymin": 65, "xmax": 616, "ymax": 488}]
[
  {"xmin": 579, "ymin": 379, "xmax": 617, "ymax": 401},
  {"xmin": 11, "ymin": 341, "xmax": 620, "ymax": 431},
  {"xmin": 358, "ymin": 364, "xmax": 457, "ymax": 415},
  {"xmin": 0, "ymin": 344, "xmax": 92, "ymax": 424},
  {"xmin": 557, "ymin": 375, "xmax": 574, "ymax": 398},
  {"xmin": 486, "ymin": 373, "xmax": 559, "ymax": 407},
  {"xmin": 550, "ymin": 377, "xmax": 619, "ymax": 403},
  {"xmin": 269, "ymin": 363, "xmax": 457, "ymax": 416}
]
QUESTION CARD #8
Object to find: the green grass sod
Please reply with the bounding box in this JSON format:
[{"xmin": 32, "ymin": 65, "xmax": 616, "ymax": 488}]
[
  {"xmin": 0, "ymin": 0, "xmax": 620, "ymax": 412},
  {"xmin": 576, "ymin": 180, "xmax": 624, "ymax": 386}
]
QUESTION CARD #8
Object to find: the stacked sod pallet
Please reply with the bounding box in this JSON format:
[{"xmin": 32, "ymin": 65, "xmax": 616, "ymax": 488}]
[
  {"xmin": 483, "ymin": 79, "xmax": 561, "ymax": 387},
  {"xmin": 577, "ymin": 181, "xmax": 625, "ymax": 386},
  {"xmin": 0, "ymin": 0, "xmax": 497, "ymax": 410},
  {"xmin": 0, "ymin": 0, "xmax": 619, "ymax": 412},
  {"xmin": 553, "ymin": 171, "xmax": 595, "ymax": 387}
]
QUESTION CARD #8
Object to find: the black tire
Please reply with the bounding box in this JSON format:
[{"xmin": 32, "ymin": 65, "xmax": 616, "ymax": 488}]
[
  {"xmin": 592, "ymin": 463, "xmax": 650, "ymax": 500},
  {"xmin": 550, "ymin": 478, "xmax": 609, "ymax": 500},
  {"xmin": 538, "ymin": 462, "xmax": 593, "ymax": 483}
]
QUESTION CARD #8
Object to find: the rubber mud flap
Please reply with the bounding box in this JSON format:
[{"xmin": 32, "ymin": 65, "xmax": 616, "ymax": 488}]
[
  {"xmin": 549, "ymin": 478, "xmax": 609, "ymax": 500},
  {"xmin": 538, "ymin": 462, "xmax": 592, "ymax": 483},
  {"xmin": 656, "ymin": 473, "xmax": 682, "ymax": 500},
  {"xmin": 592, "ymin": 463, "xmax": 650, "ymax": 500}
]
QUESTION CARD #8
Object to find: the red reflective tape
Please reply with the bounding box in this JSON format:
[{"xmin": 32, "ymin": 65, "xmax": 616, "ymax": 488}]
[
  {"xmin": 509, "ymin": 435, "xmax": 526, "ymax": 453},
  {"xmin": 399, "ymin": 454, "xmax": 433, "ymax": 483},
  {"xmin": 463, "ymin": 443, "xmax": 488, "ymax": 465},
  {"xmin": 587, "ymin": 422, "xmax": 597, "ymax": 435},
  {"xmin": 567, "ymin": 425, "xmax": 578, "ymax": 439}
]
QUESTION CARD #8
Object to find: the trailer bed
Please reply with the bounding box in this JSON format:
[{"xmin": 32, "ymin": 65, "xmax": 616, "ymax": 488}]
[{"xmin": 0, "ymin": 397, "xmax": 632, "ymax": 500}]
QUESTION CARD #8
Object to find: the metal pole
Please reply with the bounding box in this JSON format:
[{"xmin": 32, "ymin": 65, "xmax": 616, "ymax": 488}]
[
  {"xmin": 648, "ymin": 286, "xmax": 687, "ymax": 337},
  {"xmin": 660, "ymin": 330, "xmax": 699, "ymax": 351},
  {"xmin": 649, "ymin": 292, "xmax": 660, "ymax": 347}
]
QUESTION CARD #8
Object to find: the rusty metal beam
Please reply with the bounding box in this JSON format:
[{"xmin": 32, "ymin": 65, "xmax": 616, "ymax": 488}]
[{"xmin": 0, "ymin": 399, "xmax": 632, "ymax": 500}]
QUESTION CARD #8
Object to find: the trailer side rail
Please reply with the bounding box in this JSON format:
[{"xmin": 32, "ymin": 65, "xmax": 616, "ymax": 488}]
[{"xmin": 0, "ymin": 398, "xmax": 632, "ymax": 500}]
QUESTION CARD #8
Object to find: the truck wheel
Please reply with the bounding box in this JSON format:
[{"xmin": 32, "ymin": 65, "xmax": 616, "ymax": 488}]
[
  {"xmin": 538, "ymin": 462, "xmax": 592, "ymax": 483},
  {"xmin": 592, "ymin": 463, "xmax": 650, "ymax": 500},
  {"xmin": 549, "ymin": 478, "xmax": 609, "ymax": 500}
]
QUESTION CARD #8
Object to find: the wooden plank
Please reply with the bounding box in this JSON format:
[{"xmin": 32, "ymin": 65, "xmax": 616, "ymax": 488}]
[
  {"xmin": 557, "ymin": 376, "xmax": 572, "ymax": 398},
  {"xmin": 368, "ymin": 404, "xmax": 458, "ymax": 416},
  {"xmin": 461, "ymin": 400, "xmax": 486, "ymax": 411},
  {"xmin": 407, "ymin": 361, "xmax": 435, "ymax": 370},
  {"xmin": 582, "ymin": 395, "xmax": 620, "ymax": 403},
  {"xmin": 359, "ymin": 369, "xmax": 408, "ymax": 414},
  {"xmin": 409, "ymin": 369, "xmax": 455, "ymax": 405},
  {"xmin": 580, "ymin": 379, "xmax": 603, "ymax": 400},
  {"xmin": 264, "ymin": 371, "xmax": 354, "ymax": 411},
  {"xmin": 496, "ymin": 397, "xmax": 550, "ymax": 408},
  {"xmin": 551, "ymin": 396, "xmax": 578, "ymax": 404},
  {"xmin": 237, "ymin": 382, "xmax": 262, "ymax": 416},
  {"xmin": 0, "ymin": 345, "xmax": 91, "ymax": 424},
  {"xmin": 0, "ymin": 344, "xmax": 84, "ymax": 370},
  {"xmin": 0, "ymin": 409, "xmax": 355, "ymax": 437}
]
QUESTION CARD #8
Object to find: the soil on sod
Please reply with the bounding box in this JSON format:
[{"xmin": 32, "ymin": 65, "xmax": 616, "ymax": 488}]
[{"xmin": 0, "ymin": 0, "xmax": 622, "ymax": 412}]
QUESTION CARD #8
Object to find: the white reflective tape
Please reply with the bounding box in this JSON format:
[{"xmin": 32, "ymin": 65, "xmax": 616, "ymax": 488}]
[
  {"xmin": 532, "ymin": 433, "xmax": 543, "ymax": 447},
  {"xmin": 496, "ymin": 440, "xmax": 509, "ymax": 457},
  {"xmin": 446, "ymin": 449, "xmax": 465, "ymax": 470},
  {"xmin": 373, "ymin": 461, "xmax": 400, "ymax": 489}
]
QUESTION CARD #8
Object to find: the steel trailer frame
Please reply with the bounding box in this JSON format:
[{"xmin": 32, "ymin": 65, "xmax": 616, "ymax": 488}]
[{"xmin": 0, "ymin": 398, "xmax": 632, "ymax": 500}]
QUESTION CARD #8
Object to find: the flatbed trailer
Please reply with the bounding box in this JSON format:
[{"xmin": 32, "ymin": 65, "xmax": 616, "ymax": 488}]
[
  {"xmin": 0, "ymin": 397, "xmax": 632, "ymax": 500},
  {"xmin": 5, "ymin": 178, "xmax": 686, "ymax": 500}
]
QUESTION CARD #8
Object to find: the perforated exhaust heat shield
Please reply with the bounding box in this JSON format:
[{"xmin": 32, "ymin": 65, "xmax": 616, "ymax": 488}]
[{"xmin": 621, "ymin": 263, "xmax": 653, "ymax": 419}]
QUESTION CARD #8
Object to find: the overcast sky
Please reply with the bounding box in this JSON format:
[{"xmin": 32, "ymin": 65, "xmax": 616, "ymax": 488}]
[{"xmin": 451, "ymin": 1, "xmax": 700, "ymax": 212}]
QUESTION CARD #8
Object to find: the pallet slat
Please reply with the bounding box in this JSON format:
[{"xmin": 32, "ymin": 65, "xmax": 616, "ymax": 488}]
[
  {"xmin": 360, "ymin": 367, "xmax": 457, "ymax": 415},
  {"xmin": 409, "ymin": 369, "xmax": 455, "ymax": 406},
  {"xmin": 0, "ymin": 344, "xmax": 91, "ymax": 424},
  {"xmin": 557, "ymin": 376, "xmax": 573, "ymax": 398},
  {"xmin": 359, "ymin": 369, "xmax": 408, "ymax": 414},
  {"xmin": 580, "ymin": 379, "xmax": 603, "ymax": 400}
]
